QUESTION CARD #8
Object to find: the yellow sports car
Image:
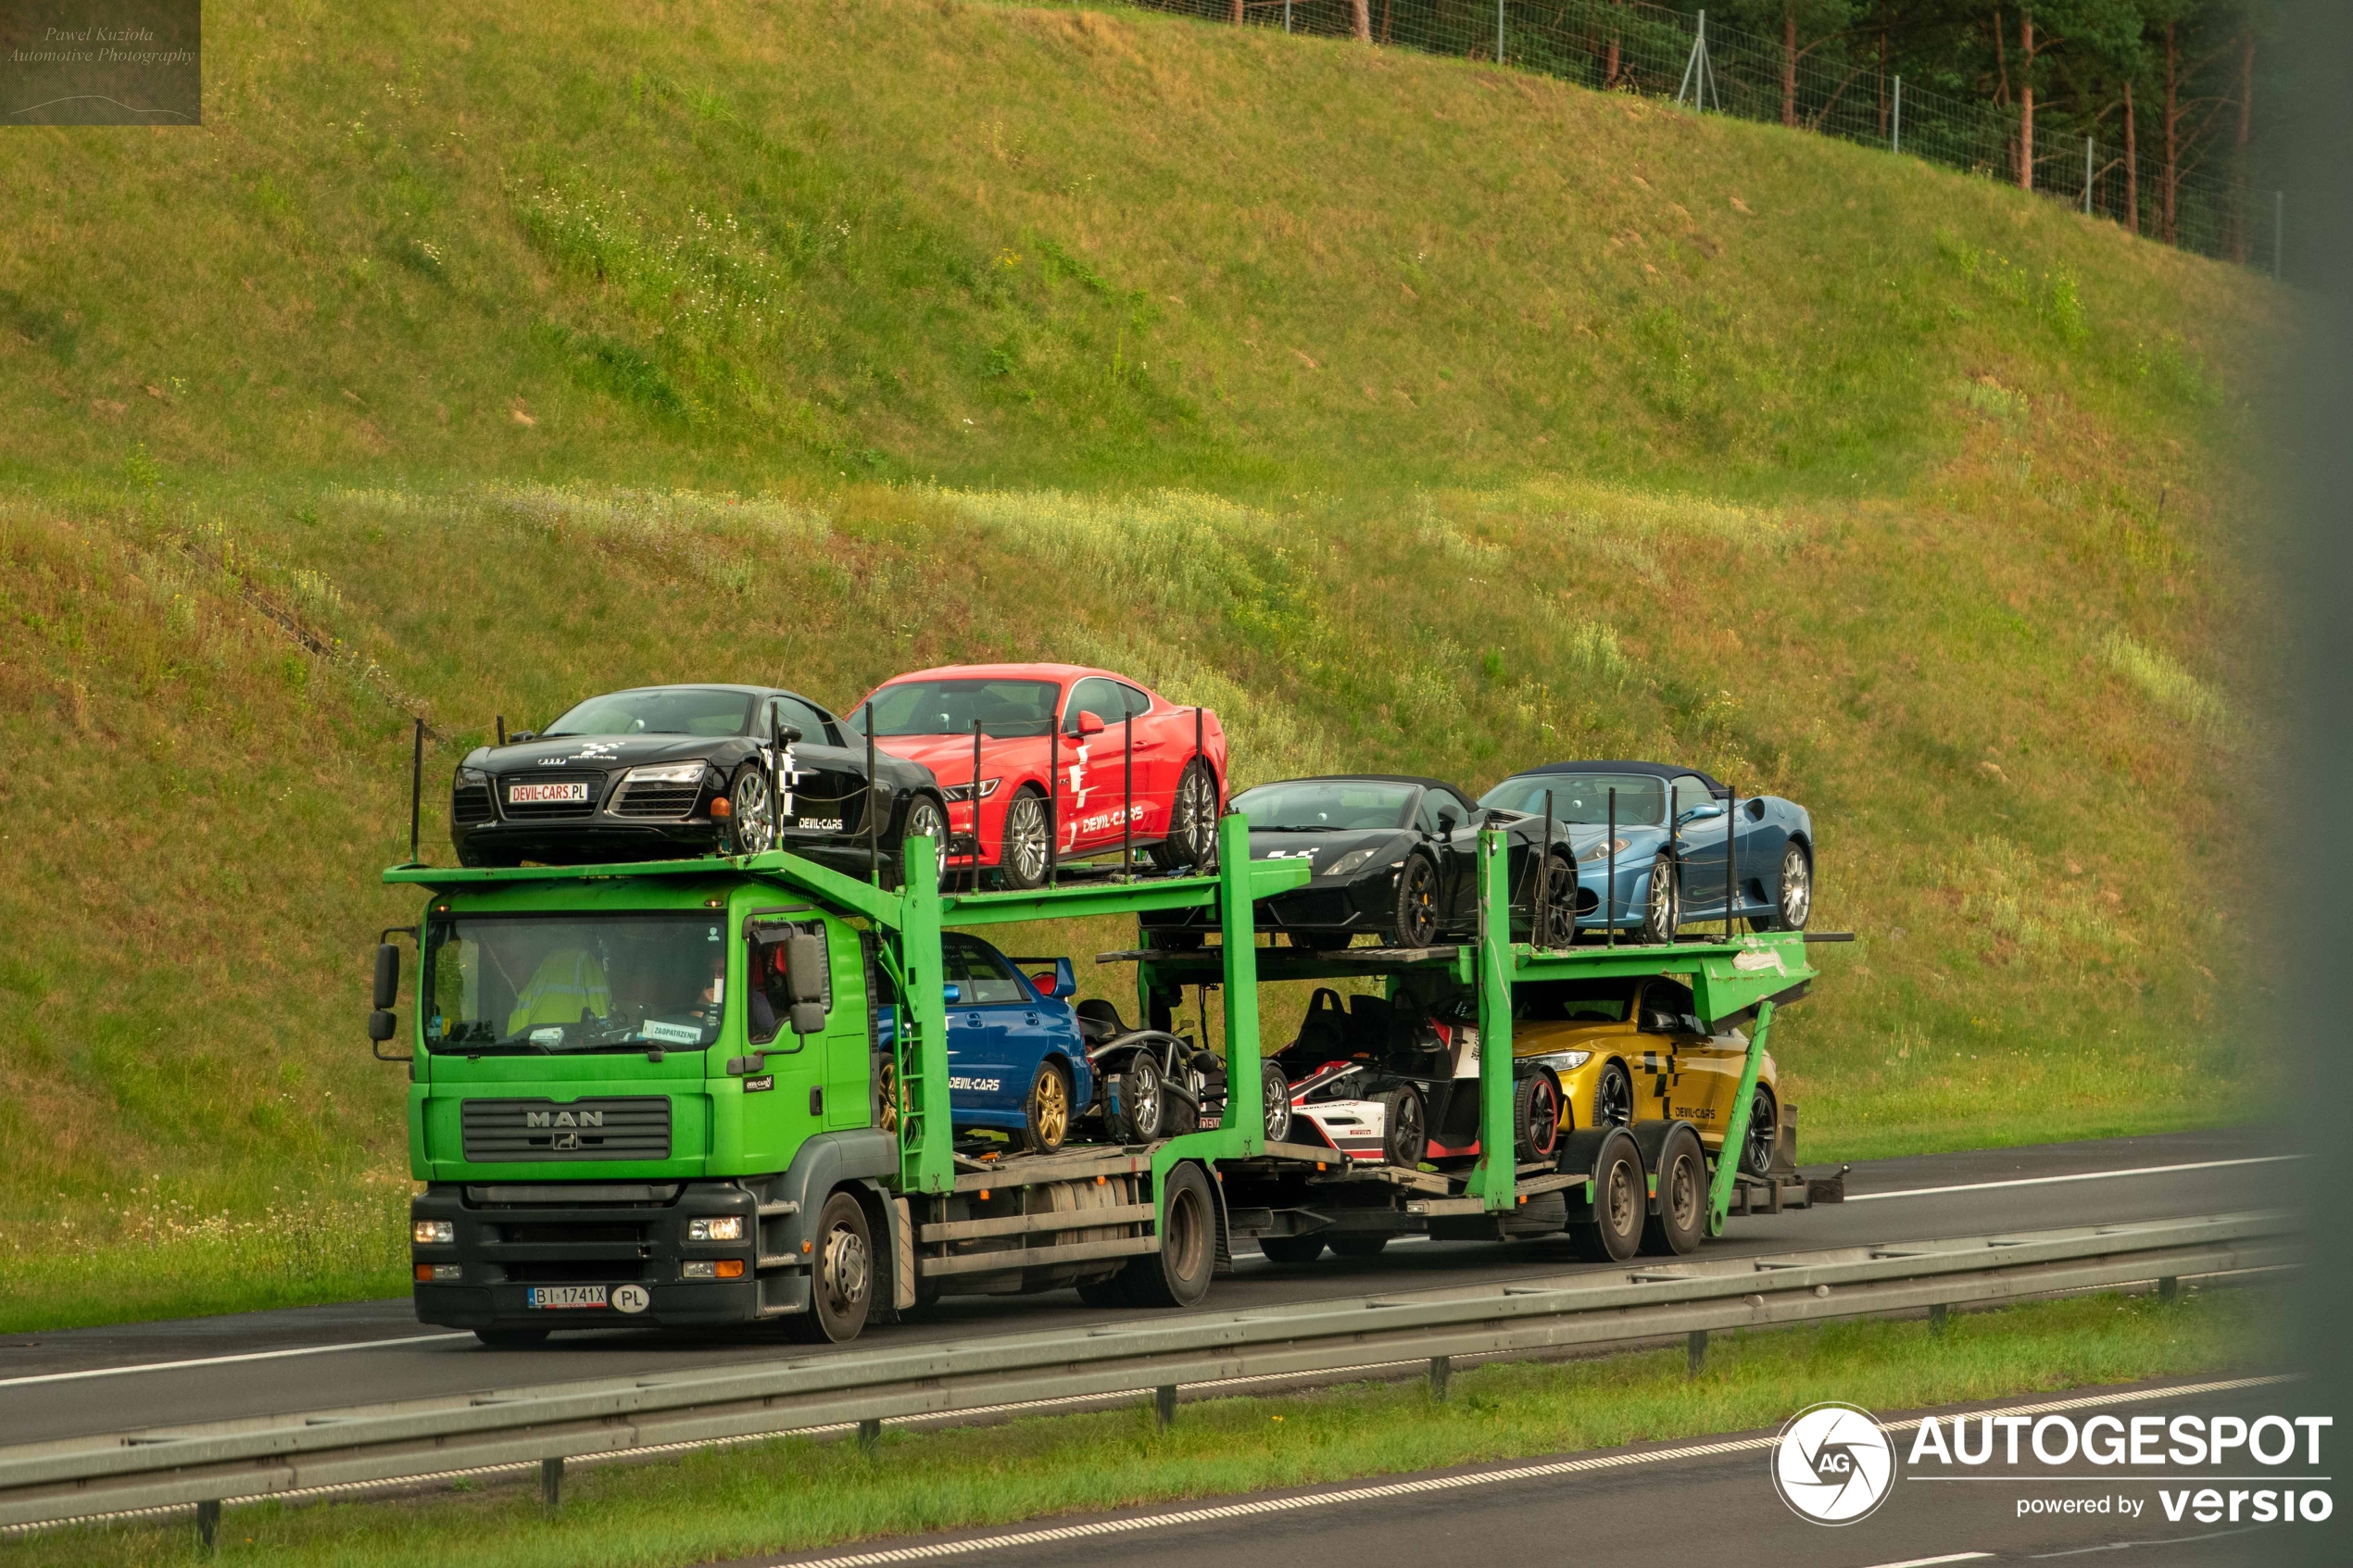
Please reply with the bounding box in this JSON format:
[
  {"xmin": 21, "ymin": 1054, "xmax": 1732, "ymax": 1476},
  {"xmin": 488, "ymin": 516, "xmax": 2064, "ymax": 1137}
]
[{"xmin": 1511, "ymin": 974, "xmax": 1781, "ymax": 1177}]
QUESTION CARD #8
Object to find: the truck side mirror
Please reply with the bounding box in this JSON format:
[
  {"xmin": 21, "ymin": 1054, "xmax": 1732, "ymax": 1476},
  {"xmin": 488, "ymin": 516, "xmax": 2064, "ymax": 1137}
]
[
  {"xmin": 368, "ymin": 1009, "xmax": 397, "ymax": 1042},
  {"xmin": 786, "ymin": 933, "xmax": 828, "ymax": 1009},
  {"xmin": 790, "ymin": 1001, "xmax": 826, "ymax": 1035},
  {"xmin": 373, "ymin": 943, "xmax": 401, "ymax": 1010}
]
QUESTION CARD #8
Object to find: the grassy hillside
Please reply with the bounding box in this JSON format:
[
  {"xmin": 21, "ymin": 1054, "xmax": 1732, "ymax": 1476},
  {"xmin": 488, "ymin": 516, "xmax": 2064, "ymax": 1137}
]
[{"xmin": 0, "ymin": 0, "xmax": 2279, "ymax": 1329}]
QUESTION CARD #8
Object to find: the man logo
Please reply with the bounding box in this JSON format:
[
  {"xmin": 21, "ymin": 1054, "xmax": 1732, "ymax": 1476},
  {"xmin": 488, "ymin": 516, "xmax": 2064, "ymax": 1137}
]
[{"xmin": 1771, "ymin": 1401, "xmax": 1896, "ymax": 1524}]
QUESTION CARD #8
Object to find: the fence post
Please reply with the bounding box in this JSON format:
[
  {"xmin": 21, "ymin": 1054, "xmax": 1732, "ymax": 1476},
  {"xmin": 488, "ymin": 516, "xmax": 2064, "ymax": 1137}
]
[
  {"xmin": 1678, "ymin": 12, "xmax": 1709, "ymax": 111},
  {"xmin": 2084, "ymin": 135, "xmax": 2094, "ymax": 214},
  {"xmin": 1892, "ymin": 75, "xmax": 1901, "ymax": 154},
  {"xmin": 1497, "ymin": 0, "xmax": 1504, "ymax": 64},
  {"xmin": 2274, "ymin": 190, "xmax": 2284, "ymax": 280},
  {"xmin": 1284, "ymin": 0, "xmax": 1291, "ymax": 32}
]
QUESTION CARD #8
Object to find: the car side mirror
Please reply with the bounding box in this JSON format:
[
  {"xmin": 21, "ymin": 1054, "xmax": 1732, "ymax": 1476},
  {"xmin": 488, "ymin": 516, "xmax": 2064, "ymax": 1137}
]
[
  {"xmin": 372, "ymin": 943, "xmax": 400, "ymax": 1010},
  {"xmin": 1681, "ymin": 1013, "xmax": 1705, "ymax": 1035},
  {"xmin": 508, "ymin": 731, "xmax": 535, "ymax": 744},
  {"xmin": 775, "ymin": 722, "xmax": 804, "ymax": 746},
  {"xmin": 1074, "ymin": 711, "xmax": 1106, "ymax": 737},
  {"xmin": 1639, "ymin": 1006, "xmax": 1679, "ymax": 1034},
  {"xmin": 786, "ymin": 934, "xmax": 828, "ymax": 1010},
  {"xmin": 1676, "ymin": 802, "xmax": 1725, "ymax": 826},
  {"xmin": 943, "ymin": 983, "xmax": 963, "ymax": 1004}
]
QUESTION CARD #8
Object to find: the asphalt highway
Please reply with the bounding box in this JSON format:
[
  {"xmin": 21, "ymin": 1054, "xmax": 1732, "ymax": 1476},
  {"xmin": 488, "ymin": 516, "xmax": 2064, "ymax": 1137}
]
[
  {"xmin": 0, "ymin": 1127, "xmax": 2293, "ymax": 1447},
  {"xmin": 735, "ymin": 1379, "xmax": 2334, "ymax": 1568}
]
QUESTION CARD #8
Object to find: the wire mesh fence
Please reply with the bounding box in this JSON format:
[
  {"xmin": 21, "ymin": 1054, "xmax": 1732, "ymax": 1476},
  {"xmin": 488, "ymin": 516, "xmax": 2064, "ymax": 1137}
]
[{"xmin": 1133, "ymin": 0, "xmax": 2282, "ymax": 276}]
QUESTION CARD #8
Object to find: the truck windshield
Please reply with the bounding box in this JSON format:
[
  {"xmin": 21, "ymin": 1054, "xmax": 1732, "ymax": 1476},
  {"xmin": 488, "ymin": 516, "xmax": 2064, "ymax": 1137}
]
[
  {"xmin": 1480, "ymin": 773, "xmax": 1668, "ymax": 827},
  {"xmin": 424, "ymin": 913, "xmax": 730, "ymax": 1054},
  {"xmin": 543, "ymin": 687, "xmax": 754, "ymax": 738},
  {"xmin": 850, "ymin": 679, "xmax": 1060, "ymax": 739}
]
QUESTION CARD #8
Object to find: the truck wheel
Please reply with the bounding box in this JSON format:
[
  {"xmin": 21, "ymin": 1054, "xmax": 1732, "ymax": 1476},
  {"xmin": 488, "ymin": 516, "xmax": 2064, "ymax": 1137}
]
[
  {"xmin": 1328, "ymin": 1235, "xmax": 1389, "ymax": 1259},
  {"xmin": 1641, "ymin": 1124, "xmax": 1707, "ymax": 1257},
  {"xmin": 1378, "ymin": 1083, "xmax": 1426, "ymax": 1168},
  {"xmin": 1513, "ymin": 1068, "xmax": 1563, "ymax": 1161},
  {"xmin": 998, "ymin": 788, "xmax": 1051, "ymax": 890},
  {"xmin": 473, "ymin": 1328, "xmax": 549, "ymax": 1349},
  {"xmin": 1261, "ymin": 1060, "xmax": 1293, "ymax": 1144},
  {"xmin": 1257, "ymin": 1235, "xmax": 1325, "ymax": 1263},
  {"xmin": 1567, "ymin": 1128, "xmax": 1645, "ymax": 1262},
  {"xmin": 786, "ymin": 1191, "xmax": 874, "ymax": 1343},
  {"xmin": 1117, "ymin": 1162, "xmax": 1215, "ymax": 1309},
  {"xmin": 1640, "ymin": 853, "xmax": 1679, "ymax": 943},
  {"xmin": 1018, "ymin": 1060, "xmax": 1072, "ymax": 1154},
  {"xmin": 1740, "ymin": 1086, "xmax": 1779, "ymax": 1179},
  {"xmin": 1113, "ymin": 1051, "xmax": 1164, "ymax": 1143}
]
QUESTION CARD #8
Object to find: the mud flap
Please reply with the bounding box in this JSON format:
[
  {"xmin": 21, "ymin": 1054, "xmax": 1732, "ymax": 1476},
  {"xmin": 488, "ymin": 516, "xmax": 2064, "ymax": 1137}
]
[
  {"xmin": 892, "ymin": 1196, "xmax": 917, "ymax": 1311},
  {"xmin": 1554, "ymin": 1126, "xmax": 1630, "ymax": 1225}
]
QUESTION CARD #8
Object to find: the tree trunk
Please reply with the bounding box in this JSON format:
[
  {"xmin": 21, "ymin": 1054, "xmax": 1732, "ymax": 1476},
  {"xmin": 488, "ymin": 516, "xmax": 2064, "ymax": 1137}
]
[
  {"xmin": 2017, "ymin": 8, "xmax": 2035, "ymax": 191},
  {"xmin": 1231, "ymin": 0, "xmax": 1243, "ymax": 23},
  {"xmin": 1351, "ymin": 0, "xmax": 1369, "ymax": 43},
  {"xmin": 1782, "ymin": 9, "xmax": 1798, "ymax": 127},
  {"xmin": 1877, "ymin": 28, "xmax": 1889, "ymax": 141},
  {"xmin": 2162, "ymin": 21, "xmax": 2180, "ymax": 245},
  {"xmin": 2123, "ymin": 77, "xmax": 2139, "ymax": 236}
]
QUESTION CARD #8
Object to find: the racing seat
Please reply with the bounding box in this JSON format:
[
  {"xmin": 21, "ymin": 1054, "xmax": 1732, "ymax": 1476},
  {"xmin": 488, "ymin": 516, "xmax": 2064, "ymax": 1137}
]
[{"xmin": 1076, "ymin": 997, "xmax": 1130, "ymax": 1047}]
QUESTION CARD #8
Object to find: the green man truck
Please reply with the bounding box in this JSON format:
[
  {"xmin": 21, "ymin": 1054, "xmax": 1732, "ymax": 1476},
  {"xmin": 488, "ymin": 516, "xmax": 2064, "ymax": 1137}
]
[{"xmin": 373, "ymin": 819, "xmax": 1831, "ymax": 1346}]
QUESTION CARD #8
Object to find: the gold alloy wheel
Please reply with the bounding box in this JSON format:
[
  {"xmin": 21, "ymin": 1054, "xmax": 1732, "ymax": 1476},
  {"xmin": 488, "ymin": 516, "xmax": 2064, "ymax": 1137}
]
[
  {"xmin": 1032, "ymin": 1066, "xmax": 1069, "ymax": 1149},
  {"xmin": 877, "ymin": 1059, "xmax": 900, "ymax": 1134}
]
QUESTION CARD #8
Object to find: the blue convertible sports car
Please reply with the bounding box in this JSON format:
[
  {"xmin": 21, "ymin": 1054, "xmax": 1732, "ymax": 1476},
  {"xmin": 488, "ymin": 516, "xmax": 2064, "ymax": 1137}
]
[{"xmin": 1478, "ymin": 761, "xmax": 1814, "ymax": 942}]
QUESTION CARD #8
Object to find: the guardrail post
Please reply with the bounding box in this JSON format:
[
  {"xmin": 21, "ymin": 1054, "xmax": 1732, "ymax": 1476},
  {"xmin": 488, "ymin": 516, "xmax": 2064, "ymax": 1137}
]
[
  {"xmin": 1705, "ymin": 998, "xmax": 1774, "ymax": 1236},
  {"xmin": 1154, "ymin": 1384, "xmax": 1178, "ymax": 1426},
  {"xmin": 2158, "ymin": 1275, "xmax": 2179, "ymax": 1302},
  {"xmin": 858, "ymin": 1419, "xmax": 882, "ymax": 1454},
  {"xmin": 1467, "ymin": 827, "xmax": 1516, "ymax": 1210},
  {"xmin": 1687, "ymin": 1329, "xmax": 1708, "ymax": 1376},
  {"xmin": 1428, "ymin": 1355, "xmax": 1452, "ymax": 1399},
  {"xmin": 540, "ymin": 1455, "xmax": 562, "ymax": 1508},
  {"xmin": 195, "ymin": 1498, "xmax": 221, "ymax": 1553},
  {"xmin": 1929, "ymin": 1302, "xmax": 1948, "ymax": 1336}
]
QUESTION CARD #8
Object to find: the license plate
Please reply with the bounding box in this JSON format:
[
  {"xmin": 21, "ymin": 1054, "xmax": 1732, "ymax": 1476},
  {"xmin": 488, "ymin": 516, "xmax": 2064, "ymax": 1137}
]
[
  {"xmin": 510, "ymin": 781, "xmax": 589, "ymax": 805},
  {"xmin": 526, "ymin": 1285, "xmax": 608, "ymax": 1310}
]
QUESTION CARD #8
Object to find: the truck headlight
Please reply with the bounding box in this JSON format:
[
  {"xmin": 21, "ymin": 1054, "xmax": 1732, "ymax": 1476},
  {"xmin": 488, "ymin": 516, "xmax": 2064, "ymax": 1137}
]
[
  {"xmin": 682, "ymin": 1259, "xmax": 747, "ymax": 1279},
  {"xmin": 1577, "ymin": 837, "xmax": 1630, "ymax": 863},
  {"xmin": 412, "ymin": 1220, "xmax": 455, "ymax": 1245},
  {"xmin": 624, "ymin": 763, "xmax": 709, "ymax": 785},
  {"xmin": 413, "ymin": 1262, "xmax": 462, "ymax": 1282},
  {"xmin": 687, "ymin": 1216, "xmax": 744, "ymax": 1242}
]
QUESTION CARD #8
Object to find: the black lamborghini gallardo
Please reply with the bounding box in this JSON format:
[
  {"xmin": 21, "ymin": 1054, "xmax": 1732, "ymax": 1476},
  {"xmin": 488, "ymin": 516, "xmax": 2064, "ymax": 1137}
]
[{"xmin": 450, "ymin": 684, "xmax": 947, "ymax": 870}]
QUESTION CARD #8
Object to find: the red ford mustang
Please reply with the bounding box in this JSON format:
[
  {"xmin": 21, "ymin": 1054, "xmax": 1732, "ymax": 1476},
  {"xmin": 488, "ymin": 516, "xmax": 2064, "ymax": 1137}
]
[{"xmin": 846, "ymin": 663, "xmax": 1227, "ymax": 887}]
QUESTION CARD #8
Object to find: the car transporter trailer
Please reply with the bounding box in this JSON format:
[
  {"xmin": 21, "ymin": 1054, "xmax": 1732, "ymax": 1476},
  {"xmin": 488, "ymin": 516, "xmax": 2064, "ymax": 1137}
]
[{"xmin": 376, "ymin": 814, "xmax": 1839, "ymax": 1341}]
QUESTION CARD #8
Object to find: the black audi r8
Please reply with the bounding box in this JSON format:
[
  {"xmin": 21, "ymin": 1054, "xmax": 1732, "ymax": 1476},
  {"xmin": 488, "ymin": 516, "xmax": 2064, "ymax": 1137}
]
[
  {"xmin": 449, "ymin": 684, "xmax": 949, "ymax": 871},
  {"xmin": 1137, "ymin": 774, "xmax": 1588, "ymax": 950}
]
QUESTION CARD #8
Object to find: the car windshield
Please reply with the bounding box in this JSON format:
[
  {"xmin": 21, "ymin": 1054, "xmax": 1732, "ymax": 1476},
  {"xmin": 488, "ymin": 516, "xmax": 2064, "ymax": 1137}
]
[
  {"xmin": 424, "ymin": 914, "xmax": 730, "ymax": 1055},
  {"xmin": 543, "ymin": 688, "xmax": 754, "ymax": 738},
  {"xmin": 1514, "ymin": 979, "xmax": 1638, "ymax": 1023},
  {"xmin": 1480, "ymin": 773, "xmax": 1669, "ymax": 827},
  {"xmin": 1235, "ymin": 780, "xmax": 1416, "ymax": 832},
  {"xmin": 851, "ymin": 678, "xmax": 1061, "ymax": 739}
]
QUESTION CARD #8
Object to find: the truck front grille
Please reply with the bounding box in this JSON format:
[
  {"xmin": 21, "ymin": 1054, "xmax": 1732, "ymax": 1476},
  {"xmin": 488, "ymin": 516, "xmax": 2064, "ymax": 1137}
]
[
  {"xmin": 461, "ymin": 1097, "xmax": 672, "ymax": 1162},
  {"xmin": 612, "ymin": 780, "xmax": 702, "ymax": 819},
  {"xmin": 497, "ymin": 771, "xmax": 607, "ymax": 820}
]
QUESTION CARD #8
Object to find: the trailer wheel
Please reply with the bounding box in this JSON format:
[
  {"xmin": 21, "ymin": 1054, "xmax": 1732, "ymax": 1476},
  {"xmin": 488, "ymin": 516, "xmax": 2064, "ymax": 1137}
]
[
  {"xmin": 1641, "ymin": 1123, "xmax": 1707, "ymax": 1256},
  {"xmin": 1513, "ymin": 1068, "xmax": 1563, "ymax": 1161},
  {"xmin": 1378, "ymin": 1083, "xmax": 1427, "ymax": 1168},
  {"xmin": 1261, "ymin": 1060, "xmax": 1294, "ymax": 1144},
  {"xmin": 1740, "ymin": 1086, "xmax": 1779, "ymax": 1179},
  {"xmin": 1118, "ymin": 1162, "xmax": 1215, "ymax": 1309},
  {"xmin": 785, "ymin": 1190, "xmax": 874, "ymax": 1343},
  {"xmin": 1328, "ymin": 1236, "xmax": 1389, "ymax": 1259},
  {"xmin": 1640, "ymin": 852, "xmax": 1680, "ymax": 943},
  {"xmin": 1567, "ymin": 1128, "xmax": 1645, "ymax": 1262},
  {"xmin": 1257, "ymin": 1235, "xmax": 1325, "ymax": 1263},
  {"xmin": 473, "ymin": 1328, "xmax": 549, "ymax": 1349},
  {"xmin": 1018, "ymin": 1060, "xmax": 1072, "ymax": 1154}
]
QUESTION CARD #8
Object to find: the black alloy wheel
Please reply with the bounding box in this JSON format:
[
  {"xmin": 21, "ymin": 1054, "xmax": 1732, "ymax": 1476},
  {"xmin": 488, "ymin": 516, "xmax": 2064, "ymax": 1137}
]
[
  {"xmin": 786, "ymin": 1190, "xmax": 875, "ymax": 1343},
  {"xmin": 1593, "ymin": 1060, "xmax": 1634, "ymax": 1130},
  {"xmin": 1148, "ymin": 761, "xmax": 1221, "ymax": 871},
  {"xmin": 1513, "ymin": 1068, "xmax": 1564, "ymax": 1161},
  {"xmin": 1116, "ymin": 1162, "xmax": 1216, "ymax": 1308},
  {"xmin": 724, "ymin": 761, "xmax": 779, "ymax": 856},
  {"xmin": 1537, "ymin": 853, "xmax": 1580, "ymax": 948},
  {"xmin": 1393, "ymin": 855, "xmax": 1442, "ymax": 947},
  {"xmin": 1640, "ymin": 852, "xmax": 1680, "ymax": 944},
  {"xmin": 999, "ymin": 787, "xmax": 1051, "ymax": 890},
  {"xmin": 1640, "ymin": 1123, "xmax": 1708, "ymax": 1257},
  {"xmin": 1257, "ymin": 1235, "xmax": 1326, "ymax": 1263},
  {"xmin": 1114, "ymin": 1050, "xmax": 1164, "ymax": 1143},
  {"xmin": 1262, "ymin": 1059, "xmax": 1294, "ymax": 1144},
  {"xmin": 1327, "ymin": 1236, "xmax": 1390, "ymax": 1259},
  {"xmin": 1378, "ymin": 1083, "xmax": 1427, "ymax": 1169},
  {"xmin": 1567, "ymin": 1129, "xmax": 1645, "ymax": 1263},
  {"xmin": 1740, "ymin": 1086, "xmax": 1779, "ymax": 1179}
]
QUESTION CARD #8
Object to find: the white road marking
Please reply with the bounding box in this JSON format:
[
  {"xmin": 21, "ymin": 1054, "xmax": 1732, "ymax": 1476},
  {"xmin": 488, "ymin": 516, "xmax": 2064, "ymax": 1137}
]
[
  {"xmin": 1845, "ymin": 1155, "xmax": 2301, "ymax": 1203},
  {"xmin": 1857, "ymin": 1556, "xmax": 1993, "ymax": 1568},
  {"xmin": 0, "ymin": 1333, "xmax": 475, "ymax": 1389}
]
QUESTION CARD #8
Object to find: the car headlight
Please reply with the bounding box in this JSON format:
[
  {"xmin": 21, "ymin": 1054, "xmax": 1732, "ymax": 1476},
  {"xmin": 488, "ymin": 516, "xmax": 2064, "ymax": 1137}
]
[
  {"xmin": 1577, "ymin": 836, "xmax": 1631, "ymax": 863},
  {"xmin": 624, "ymin": 763, "xmax": 710, "ymax": 785},
  {"xmin": 455, "ymin": 766, "xmax": 487, "ymax": 787},
  {"xmin": 412, "ymin": 1220, "xmax": 455, "ymax": 1245},
  {"xmin": 1322, "ymin": 847, "xmax": 1380, "ymax": 878},
  {"xmin": 687, "ymin": 1216, "xmax": 744, "ymax": 1242},
  {"xmin": 1533, "ymin": 1049, "xmax": 1592, "ymax": 1070}
]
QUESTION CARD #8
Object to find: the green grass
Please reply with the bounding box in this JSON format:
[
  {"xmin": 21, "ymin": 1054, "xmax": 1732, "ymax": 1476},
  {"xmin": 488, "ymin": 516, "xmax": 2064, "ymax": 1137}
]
[
  {"xmin": 0, "ymin": 0, "xmax": 2281, "ymax": 1328},
  {"xmin": 0, "ymin": 1288, "xmax": 2270, "ymax": 1567}
]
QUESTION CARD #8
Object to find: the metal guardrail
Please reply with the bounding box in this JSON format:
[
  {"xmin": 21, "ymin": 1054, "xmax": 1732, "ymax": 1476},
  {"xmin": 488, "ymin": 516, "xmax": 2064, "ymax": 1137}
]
[{"xmin": 0, "ymin": 1210, "xmax": 2295, "ymax": 1531}]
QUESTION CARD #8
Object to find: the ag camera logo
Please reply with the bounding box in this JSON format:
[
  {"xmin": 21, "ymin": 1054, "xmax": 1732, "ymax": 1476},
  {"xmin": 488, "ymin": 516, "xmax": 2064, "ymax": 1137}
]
[{"xmin": 1773, "ymin": 1401, "xmax": 1897, "ymax": 1524}]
